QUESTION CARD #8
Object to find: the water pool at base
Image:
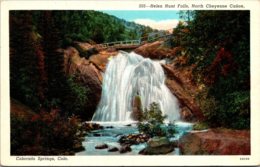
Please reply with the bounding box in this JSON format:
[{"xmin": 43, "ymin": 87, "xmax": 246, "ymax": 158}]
[{"xmin": 76, "ymin": 121, "xmax": 193, "ymax": 155}]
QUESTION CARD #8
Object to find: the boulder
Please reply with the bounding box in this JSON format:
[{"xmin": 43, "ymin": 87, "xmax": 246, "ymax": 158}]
[
  {"xmin": 119, "ymin": 134, "xmax": 150, "ymax": 145},
  {"xmin": 95, "ymin": 144, "xmax": 108, "ymax": 149},
  {"xmin": 108, "ymin": 147, "xmax": 119, "ymax": 152},
  {"xmin": 82, "ymin": 122, "xmax": 103, "ymax": 131},
  {"xmin": 139, "ymin": 137, "xmax": 174, "ymax": 155},
  {"xmin": 119, "ymin": 145, "xmax": 132, "ymax": 153},
  {"xmin": 73, "ymin": 142, "xmax": 85, "ymax": 152},
  {"xmin": 179, "ymin": 128, "xmax": 250, "ymax": 155},
  {"xmin": 147, "ymin": 136, "xmax": 170, "ymax": 147}
]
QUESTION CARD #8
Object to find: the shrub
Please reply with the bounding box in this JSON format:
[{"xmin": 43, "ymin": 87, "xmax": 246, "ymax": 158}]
[
  {"xmin": 137, "ymin": 102, "xmax": 176, "ymax": 137},
  {"xmin": 141, "ymin": 102, "xmax": 166, "ymax": 123},
  {"xmin": 196, "ymin": 87, "xmax": 250, "ymax": 129},
  {"xmin": 193, "ymin": 122, "xmax": 209, "ymax": 130},
  {"xmin": 64, "ymin": 75, "xmax": 89, "ymax": 118},
  {"xmin": 11, "ymin": 109, "xmax": 81, "ymax": 155}
]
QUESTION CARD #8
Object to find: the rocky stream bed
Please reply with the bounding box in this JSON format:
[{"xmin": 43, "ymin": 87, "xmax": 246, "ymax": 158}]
[{"xmin": 76, "ymin": 121, "xmax": 193, "ymax": 155}]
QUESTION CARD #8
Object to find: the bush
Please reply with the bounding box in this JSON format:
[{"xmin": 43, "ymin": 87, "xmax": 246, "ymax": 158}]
[
  {"xmin": 196, "ymin": 87, "xmax": 250, "ymax": 129},
  {"xmin": 193, "ymin": 122, "xmax": 209, "ymax": 130},
  {"xmin": 141, "ymin": 102, "xmax": 166, "ymax": 123},
  {"xmin": 64, "ymin": 75, "xmax": 89, "ymax": 118},
  {"xmin": 11, "ymin": 109, "xmax": 81, "ymax": 155},
  {"xmin": 137, "ymin": 102, "xmax": 176, "ymax": 137}
]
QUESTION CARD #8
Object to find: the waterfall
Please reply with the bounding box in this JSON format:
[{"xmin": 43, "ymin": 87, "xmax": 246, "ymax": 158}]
[{"xmin": 92, "ymin": 51, "xmax": 180, "ymax": 122}]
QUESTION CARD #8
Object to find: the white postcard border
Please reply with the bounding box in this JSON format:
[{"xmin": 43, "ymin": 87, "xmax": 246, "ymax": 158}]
[{"xmin": 1, "ymin": 0, "xmax": 260, "ymax": 166}]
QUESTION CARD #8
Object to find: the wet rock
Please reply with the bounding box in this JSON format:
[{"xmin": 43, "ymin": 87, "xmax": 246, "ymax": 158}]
[
  {"xmin": 105, "ymin": 126, "xmax": 114, "ymax": 129},
  {"xmin": 95, "ymin": 144, "xmax": 108, "ymax": 149},
  {"xmin": 179, "ymin": 128, "xmax": 250, "ymax": 155},
  {"xmin": 125, "ymin": 124, "xmax": 132, "ymax": 127},
  {"xmin": 93, "ymin": 133, "xmax": 101, "ymax": 137},
  {"xmin": 82, "ymin": 122, "xmax": 103, "ymax": 131},
  {"xmin": 139, "ymin": 137, "xmax": 174, "ymax": 155},
  {"xmin": 115, "ymin": 133, "xmax": 123, "ymax": 137},
  {"xmin": 147, "ymin": 136, "xmax": 170, "ymax": 147},
  {"xmin": 171, "ymin": 140, "xmax": 179, "ymax": 148},
  {"xmin": 82, "ymin": 131, "xmax": 87, "ymax": 136},
  {"xmin": 73, "ymin": 142, "xmax": 85, "ymax": 152},
  {"xmin": 108, "ymin": 147, "xmax": 119, "ymax": 152},
  {"xmin": 131, "ymin": 95, "xmax": 143, "ymax": 121},
  {"xmin": 180, "ymin": 107, "xmax": 194, "ymax": 121},
  {"xmin": 79, "ymin": 137, "xmax": 85, "ymax": 142},
  {"xmin": 119, "ymin": 134, "xmax": 150, "ymax": 145},
  {"xmin": 119, "ymin": 145, "xmax": 132, "ymax": 153}
]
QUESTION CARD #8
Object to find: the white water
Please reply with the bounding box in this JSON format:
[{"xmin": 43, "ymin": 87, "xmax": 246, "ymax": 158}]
[{"xmin": 92, "ymin": 51, "xmax": 180, "ymax": 122}]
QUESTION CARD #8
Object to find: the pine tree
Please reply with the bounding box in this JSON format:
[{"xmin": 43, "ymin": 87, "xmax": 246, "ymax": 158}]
[
  {"xmin": 10, "ymin": 11, "xmax": 41, "ymax": 109},
  {"xmin": 39, "ymin": 11, "xmax": 69, "ymax": 111}
]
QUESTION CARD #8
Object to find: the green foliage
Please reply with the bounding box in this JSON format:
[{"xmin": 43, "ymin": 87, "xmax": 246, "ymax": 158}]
[
  {"xmin": 10, "ymin": 11, "xmax": 92, "ymax": 120},
  {"xmin": 141, "ymin": 102, "xmax": 167, "ymax": 123},
  {"xmin": 173, "ymin": 11, "xmax": 250, "ymax": 129},
  {"xmin": 197, "ymin": 85, "xmax": 250, "ymax": 129},
  {"xmin": 65, "ymin": 75, "xmax": 89, "ymax": 117},
  {"xmin": 11, "ymin": 110, "xmax": 81, "ymax": 155},
  {"xmin": 34, "ymin": 10, "xmax": 153, "ymax": 46},
  {"xmin": 193, "ymin": 122, "xmax": 209, "ymax": 130},
  {"xmin": 216, "ymin": 91, "xmax": 250, "ymax": 129},
  {"xmin": 138, "ymin": 102, "xmax": 176, "ymax": 137},
  {"xmin": 11, "ymin": 114, "xmax": 33, "ymax": 153},
  {"xmin": 10, "ymin": 11, "xmax": 41, "ymax": 110}
]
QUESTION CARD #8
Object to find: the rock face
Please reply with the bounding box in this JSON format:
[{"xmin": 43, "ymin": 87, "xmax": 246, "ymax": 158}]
[
  {"xmin": 179, "ymin": 128, "xmax": 250, "ymax": 155},
  {"xmin": 89, "ymin": 50, "xmax": 118, "ymax": 72},
  {"xmin": 63, "ymin": 47, "xmax": 102, "ymax": 119},
  {"xmin": 162, "ymin": 64, "xmax": 204, "ymax": 121},
  {"xmin": 131, "ymin": 95, "xmax": 143, "ymax": 121},
  {"xmin": 134, "ymin": 40, "xmax": 175, "ymax": 59},
  {"xmin": 139, "ymin": 137, "xmax": 174, "ymax": 155}
]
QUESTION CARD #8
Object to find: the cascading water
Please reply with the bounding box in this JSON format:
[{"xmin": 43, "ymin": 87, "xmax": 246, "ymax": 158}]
[{"xmin": 92, "ymin": 51, "xmax": 180, "ymax": 122}]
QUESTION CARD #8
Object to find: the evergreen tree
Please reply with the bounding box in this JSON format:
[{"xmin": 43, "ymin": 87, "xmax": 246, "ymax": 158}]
[
  {"xmin": 10, "ymin": 11, "xmax": 41, "ymax": 109},
  {"xmin": 39, "ymin": 11, "xmax": 69, "ymax": 110}
]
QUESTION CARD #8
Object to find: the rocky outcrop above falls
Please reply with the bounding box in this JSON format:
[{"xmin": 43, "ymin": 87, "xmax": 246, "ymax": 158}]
[
  {"xmin": 89, "ymin": 50, "xmax": 118, "ymax": 72},
  {"xmin": 179, "ymin": 128, "xmax": 250, "ymax": 155},
  {"xmin": 134, "ymin": 40, "xmax": 175, "ymax": 59}
]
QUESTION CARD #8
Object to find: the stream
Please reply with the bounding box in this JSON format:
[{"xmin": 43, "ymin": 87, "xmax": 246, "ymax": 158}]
[{"xmin": 76, "ymin": 121, "xmax": 192, "ymax": 155}]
